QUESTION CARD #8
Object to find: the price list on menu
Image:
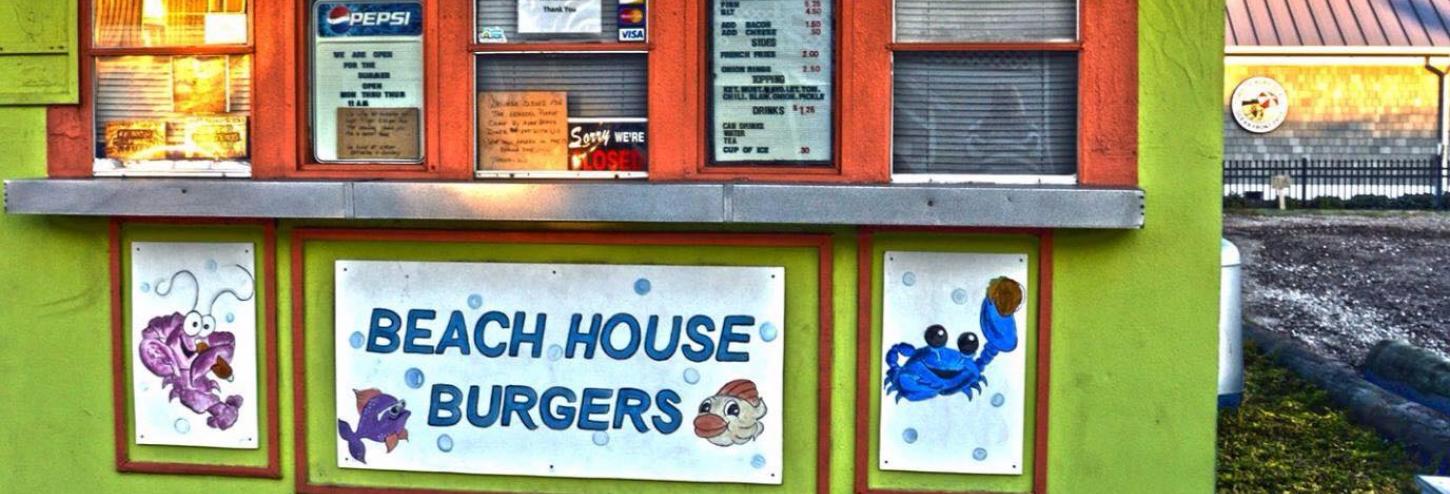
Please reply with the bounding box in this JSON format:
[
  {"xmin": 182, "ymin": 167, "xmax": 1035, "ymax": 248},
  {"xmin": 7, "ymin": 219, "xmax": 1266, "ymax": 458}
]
[{"xmin": 711, "ymin": 0, "xmax": 832, "ymax": 164}]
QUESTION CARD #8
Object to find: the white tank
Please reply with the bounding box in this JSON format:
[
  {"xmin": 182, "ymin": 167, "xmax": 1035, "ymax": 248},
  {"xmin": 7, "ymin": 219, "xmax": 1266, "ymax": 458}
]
[{"xmin": 1219, "ymin": 238, "xmax": 1244, "ymax": 408}]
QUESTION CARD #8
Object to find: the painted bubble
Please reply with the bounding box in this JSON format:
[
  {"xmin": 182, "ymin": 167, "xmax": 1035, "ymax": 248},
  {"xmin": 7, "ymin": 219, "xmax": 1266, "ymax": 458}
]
[
  {"xmin": 225, "ymin": 312, "xmax": 236, "ymax": 323},
  {"xmin": 405, "ymin": 368, "xmax": 426, "ymax": 389},
  {"xmin": 349, "ymin": 331, "xmax": 365, "ymax": 349},
  {"xmin": 683, "ymin": 368, "xmax": 701, "ymax": 385},
  {"xmin": 437, "ymin": 434, "xmax": 454, "ymax": 453},
  {"xmin": 973, "ymin": 448, "xmax": 988, "ymax": 461},
  {"xmin": 759, "ymin": 322, "xmax": 779, "ymax": 342},
  {"xmin": 592, "ymin": 431, "xmax": 610, "ymax": 446},
  {"xmin": 751, "ymin": 454, "xmax": 767, "ymax": 469},
  {"xmin": 205, "ymin": 259, "xmax": 219, "ymax": 272},
  {"xmin": 902, "ymin": 272, "xmax": 917, "ymax": 286},
  {"xmin": 174, "ymin": 418, "xmax": 191, "ymax": 434},
  {"xmin": 633, "ymin": 278, "xmax": 652, "ymax": 295},
  {"xmin": 140, "ymin": 282, "xmax": 152, "ymax": 294},
  {"xmin": 902, "ymin": 428, "xmax": 919, "ymax": 444},
  {"xmin": 467, "ymin": 294, "xmax": 484, "ymax": 310},
  {"xmin": 991, "ymin": 393, "xmax": 1005, "ymax": 407},
  {"xmin": 548, "ymin": 345, "xmax": 564, "ymax": 362},
  {"xmin": 952, "ymin": 288, "xmax": 969, "ymax": 305}
]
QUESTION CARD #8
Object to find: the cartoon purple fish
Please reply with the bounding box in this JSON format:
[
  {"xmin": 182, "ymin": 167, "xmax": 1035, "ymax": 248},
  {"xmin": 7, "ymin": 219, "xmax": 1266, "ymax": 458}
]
[{"xmin": 337, "ymin": 388, "xmax": 411, "ymax": 464}]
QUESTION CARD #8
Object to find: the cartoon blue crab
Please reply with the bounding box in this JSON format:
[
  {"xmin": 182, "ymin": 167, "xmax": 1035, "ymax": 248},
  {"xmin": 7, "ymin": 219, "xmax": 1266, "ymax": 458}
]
[{"xmin": 884, "ymin": 277, "xmax": 1022, "ymax": 403}]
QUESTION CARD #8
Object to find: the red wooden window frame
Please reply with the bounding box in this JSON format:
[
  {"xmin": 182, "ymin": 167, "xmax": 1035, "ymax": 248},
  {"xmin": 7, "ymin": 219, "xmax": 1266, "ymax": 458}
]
[
  {"xmin": 466, "ymin": 14, "xmax": 655, "ymax": 178},
  {"xmin": 48, "ymin": 0, "xmax": 269, "ymax": 178},
  {"xmin": 868, "ymin": 0, "xmax": 1138, "ymax": 187},
  {"xmin": 50, "ymin": 0, "xmax": 1136, "ymax": 186}
]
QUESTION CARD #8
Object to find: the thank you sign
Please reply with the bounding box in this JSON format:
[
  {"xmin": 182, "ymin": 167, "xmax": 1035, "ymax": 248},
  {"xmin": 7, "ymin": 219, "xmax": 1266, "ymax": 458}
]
[{"xmin": 334, "ymin": 260, "xmax": 786, "ymax": 484}]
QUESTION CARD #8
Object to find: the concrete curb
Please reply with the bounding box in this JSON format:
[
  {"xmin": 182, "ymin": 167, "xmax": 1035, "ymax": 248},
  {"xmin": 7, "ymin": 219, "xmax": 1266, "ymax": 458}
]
[{"xmin": 1243, "ymin": 323, "xmax": 1450, "ymax": 473}]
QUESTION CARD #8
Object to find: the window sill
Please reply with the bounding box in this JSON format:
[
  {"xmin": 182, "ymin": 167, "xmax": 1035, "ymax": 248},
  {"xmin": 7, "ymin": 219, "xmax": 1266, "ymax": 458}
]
[{"xmin": 2, "ymin": 179, "xmax": 1144, "ymax": 229}]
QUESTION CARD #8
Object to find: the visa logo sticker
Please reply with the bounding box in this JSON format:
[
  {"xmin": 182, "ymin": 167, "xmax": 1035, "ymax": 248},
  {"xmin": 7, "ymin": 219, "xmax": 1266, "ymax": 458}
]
[
  {"xmin": 317, "ymin": 2, "xmax": 424, "ymax": 38},
  {"xmin": 619, "ymin": 28, "xmax": 645, "ymax": 42}
]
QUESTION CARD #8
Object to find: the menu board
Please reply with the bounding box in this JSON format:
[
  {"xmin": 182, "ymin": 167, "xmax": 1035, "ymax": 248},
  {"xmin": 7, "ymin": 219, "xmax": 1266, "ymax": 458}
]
[
  {"xmin": 311, "ymin": 1, "xmax": 425, "ymax": 162},
  {"xmin": 710, "ymin": 0, "xmax": 832, "ymax": 164}
]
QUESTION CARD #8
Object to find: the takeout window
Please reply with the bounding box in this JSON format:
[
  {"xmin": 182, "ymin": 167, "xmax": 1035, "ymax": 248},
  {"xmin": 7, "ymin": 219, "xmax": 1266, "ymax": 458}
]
[{"xmin": 49, "ymin": 0, "xmax": 1138, "ymax": 187}]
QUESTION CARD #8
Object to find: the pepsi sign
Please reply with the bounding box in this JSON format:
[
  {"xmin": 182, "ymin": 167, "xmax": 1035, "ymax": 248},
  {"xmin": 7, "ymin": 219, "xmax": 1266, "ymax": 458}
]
[{"xmin": 317, "ymin": 2, "xmax": 423, "ymax": 37}]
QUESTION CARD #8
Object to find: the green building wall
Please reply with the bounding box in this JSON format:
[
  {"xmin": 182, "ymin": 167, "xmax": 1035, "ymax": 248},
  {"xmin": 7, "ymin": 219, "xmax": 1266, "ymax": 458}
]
[{"xmin": 0, "ymin": 2, "xmax": 1223, "ymax": 492}]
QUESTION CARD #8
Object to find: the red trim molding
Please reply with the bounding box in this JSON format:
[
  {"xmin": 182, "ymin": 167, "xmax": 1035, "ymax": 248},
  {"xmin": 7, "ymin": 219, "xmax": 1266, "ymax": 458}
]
[
  {"xmin": 852, "ymin": 227, "xmax": 1053, "ymax": 494},
  {"xmin": 108, "ymin": 218, "xmax": 282, "ymax": 478},
  {"xmin": 290, "ymin": 228, "xmax": 835, "ymax": 494},
  {"xmin": 1078, "ymin": 0, "xmax": 1139, "ymax": 186}
]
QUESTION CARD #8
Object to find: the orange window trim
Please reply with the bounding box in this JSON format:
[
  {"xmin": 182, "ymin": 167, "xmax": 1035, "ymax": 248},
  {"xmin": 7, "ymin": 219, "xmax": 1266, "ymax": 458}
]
[
  {"xmin": 49, "ymin": 0, "xmax": 266, "ymax": 178},
  {"xmin": 51, "ymin": 0, "xmax": 1137, "ymax": 186}
]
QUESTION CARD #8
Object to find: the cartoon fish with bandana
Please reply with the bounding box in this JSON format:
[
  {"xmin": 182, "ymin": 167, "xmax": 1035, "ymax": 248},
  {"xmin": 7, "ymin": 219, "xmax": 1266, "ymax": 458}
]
[
  {"xmin": 338, "ymin": 388, "xmax": 411, "ymax": 464},
  {"xmin": 694, "ymin": 379, "xmax": 768, "ymax": 447}
]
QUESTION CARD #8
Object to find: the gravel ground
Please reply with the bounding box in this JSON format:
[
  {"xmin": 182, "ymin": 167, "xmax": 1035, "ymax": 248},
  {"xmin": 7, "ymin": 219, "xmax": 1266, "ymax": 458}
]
[{"xmin": 1225, "ymin": 211, "xmax": 1450, "ymax": 367}]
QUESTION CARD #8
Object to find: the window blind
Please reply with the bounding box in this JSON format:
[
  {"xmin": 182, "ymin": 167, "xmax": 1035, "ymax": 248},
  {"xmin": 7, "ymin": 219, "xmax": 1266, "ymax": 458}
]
[
  {"xmin": 892, "ymin": 51, "xmax": 1077, "ymax": 176},
  {"xmin": 476, "ymin": 0, "xmax": 625, "ymax": 43},
  {"xmin": 894, "ymin": 0, "xmax": 1077, "ymax": 42},
  {"xmin": 476, "ymin": 53, "xmax": 647, "ymax": 119},
  {"xmin": 93, "ymin": 55, "xmax": 252, "ymax": 158}
]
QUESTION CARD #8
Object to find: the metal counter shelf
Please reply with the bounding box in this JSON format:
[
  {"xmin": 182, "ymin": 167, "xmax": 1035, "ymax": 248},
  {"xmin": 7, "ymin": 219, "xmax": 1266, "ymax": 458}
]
[{"xmin": 3, "ymin": 179, "xmax": 1145, "ymax": 229}]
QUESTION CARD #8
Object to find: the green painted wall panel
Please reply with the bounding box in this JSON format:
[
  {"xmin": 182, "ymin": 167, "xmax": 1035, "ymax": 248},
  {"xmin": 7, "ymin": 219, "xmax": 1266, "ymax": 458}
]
[
  {"xmin": 0, "ymin": 0, "xmax": 79, "ymax": 104},
  {"xmin": 0, "ymin": 0, "xmax": 1223, "ymax": 491}
]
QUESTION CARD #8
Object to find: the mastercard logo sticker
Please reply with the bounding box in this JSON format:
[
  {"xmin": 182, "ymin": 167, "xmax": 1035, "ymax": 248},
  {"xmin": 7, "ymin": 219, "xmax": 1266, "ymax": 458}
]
[{"xmin": 618, "ymin": 7, "xmax": 645, "ymax": 26}]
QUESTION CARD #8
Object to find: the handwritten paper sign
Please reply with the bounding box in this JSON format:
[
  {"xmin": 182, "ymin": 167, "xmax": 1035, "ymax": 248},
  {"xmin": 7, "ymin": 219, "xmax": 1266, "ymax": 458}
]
[
  {"xmin": 175, "ymin": 116, "xmax": 249, "ymax": 160},
  {"xmin": 337, "ymin": 108, "xmax": 421, "ymax": 160},
  {"xmin": 105, "ymin": 120, "xmax": 168, "ymax": 161},
  {"xmin": 334, "ymin": 260, "xmax": 785, "ymax": 483},
  {"xmin": 478, "ymin": 91, "xmax": 569, "ymax": 171},
  {"xmin": 173, "ymin": 55, "xmax": 230, "ymax": 114}
]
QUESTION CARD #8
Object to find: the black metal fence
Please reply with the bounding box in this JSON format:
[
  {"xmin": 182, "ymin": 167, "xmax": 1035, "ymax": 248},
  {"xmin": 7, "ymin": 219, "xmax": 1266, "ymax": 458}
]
[{"xmin": 1224, "ymin": 157, "xmax": 1447, "ymax": 208}]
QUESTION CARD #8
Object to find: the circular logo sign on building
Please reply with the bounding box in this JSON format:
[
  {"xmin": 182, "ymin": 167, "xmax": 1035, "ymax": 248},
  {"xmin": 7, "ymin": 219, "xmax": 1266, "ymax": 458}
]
[{"xmin": 1232, "ymin": 77, "xmax": 1289, "ymax": 134}]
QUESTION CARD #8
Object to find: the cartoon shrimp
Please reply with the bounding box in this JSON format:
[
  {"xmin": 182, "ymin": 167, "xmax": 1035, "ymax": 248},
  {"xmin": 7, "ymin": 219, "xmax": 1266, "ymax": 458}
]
[{"xmin": 135, "ymin": 265, "xmax": 254, "ymax": 430}]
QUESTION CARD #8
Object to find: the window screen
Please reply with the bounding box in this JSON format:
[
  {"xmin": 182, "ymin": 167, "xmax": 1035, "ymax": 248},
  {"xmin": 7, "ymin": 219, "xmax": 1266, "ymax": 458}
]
[
  {"xmin": 94, "ymin": 55, "xmax": 251, "ymax": 163},
  {"xmin": 476, "ymin": 0, "xmax": 640, "ymax": 43},
  {"xmin": 894, "ymin": 0, "xmax": 1077, "ymax": 42},
  {"xmin": 476, "ymin": 53, "xmax": 647, "ymax": 173},
  {"xmin": 892, "ymin": 52, "xmax": 1077, "ymax": 176}
]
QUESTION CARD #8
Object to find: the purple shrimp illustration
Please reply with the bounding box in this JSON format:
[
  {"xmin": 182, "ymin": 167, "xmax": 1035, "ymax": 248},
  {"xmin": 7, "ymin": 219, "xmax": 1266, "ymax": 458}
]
[{"xmin": 136, "ymin": 266, "xmax": 254, "ymax": 430}]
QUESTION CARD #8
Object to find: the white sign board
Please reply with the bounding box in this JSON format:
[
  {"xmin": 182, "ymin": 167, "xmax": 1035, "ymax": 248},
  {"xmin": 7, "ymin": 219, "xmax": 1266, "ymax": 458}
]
[
  {"xmin": 311, "ymin": 1, "xmax": 425, "ymax": 162},
  {"xmin": 711, "ymin": 0, "xmax": 833, "ymax": 164},
  {"xmin": 879, "ymin": 252, "xmax": 1029, "ymax": 475},
  {"xmin": 518, "ymin": 0, "xmax": 603, "ymax": 33},
  {"xmin": 130, "ymin": 242, "xmax": 259, "ymax": 449},
  {"xmin": 334, "ymin": 260, "xmax": 785, "ymax": 484}
]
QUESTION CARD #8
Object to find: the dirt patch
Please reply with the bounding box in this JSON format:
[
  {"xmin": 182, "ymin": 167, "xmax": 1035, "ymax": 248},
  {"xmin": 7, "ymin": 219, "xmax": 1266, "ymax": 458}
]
[{"xmin": 1225, "ymin": 211, "xmax": 1450, "ymax": 366}]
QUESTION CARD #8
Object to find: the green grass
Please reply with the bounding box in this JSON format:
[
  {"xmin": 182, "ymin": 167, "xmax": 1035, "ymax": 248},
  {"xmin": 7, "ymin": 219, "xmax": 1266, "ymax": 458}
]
[{"xmin": 1218, "ymin": 344, "xmax": 1422, "ymax": 493}]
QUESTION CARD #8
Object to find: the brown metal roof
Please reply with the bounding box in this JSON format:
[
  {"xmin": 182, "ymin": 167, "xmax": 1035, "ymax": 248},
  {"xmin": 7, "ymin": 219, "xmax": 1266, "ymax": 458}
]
[{"xmin": 1227, "ymin": 0, "xmax": 1450, "ymax": 48}]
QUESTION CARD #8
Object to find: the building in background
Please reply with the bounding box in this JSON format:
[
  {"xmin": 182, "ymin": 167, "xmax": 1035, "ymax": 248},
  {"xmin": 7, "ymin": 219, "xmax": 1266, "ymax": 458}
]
[{"xmin": 1225, "ymin": 0, "xmax": 1450, "ymax": 203}]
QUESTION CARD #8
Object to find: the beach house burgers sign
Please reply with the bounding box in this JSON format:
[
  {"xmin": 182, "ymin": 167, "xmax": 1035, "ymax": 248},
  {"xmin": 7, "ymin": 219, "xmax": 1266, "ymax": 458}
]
[
  {"xmin": 334, "ymin": 260, "xmax": 785, "ymax": 484},
  {"xmin": 1232, "ymin": 76, "xmax": 1289, "ymax": 134}
]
